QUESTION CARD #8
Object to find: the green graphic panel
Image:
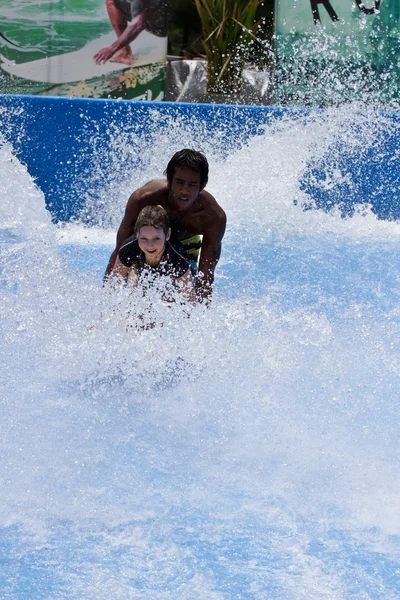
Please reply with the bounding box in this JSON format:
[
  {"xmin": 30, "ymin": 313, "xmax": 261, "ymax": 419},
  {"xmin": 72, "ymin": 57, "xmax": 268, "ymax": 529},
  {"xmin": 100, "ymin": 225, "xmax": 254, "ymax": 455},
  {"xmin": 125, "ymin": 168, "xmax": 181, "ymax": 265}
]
[
  {"xmin": 0, "ymin": 0, "xmax": 167, "ymax": 100},
  {"xmin": 274, "ymin": 0, "xmax": 400, "ymax": 107}
]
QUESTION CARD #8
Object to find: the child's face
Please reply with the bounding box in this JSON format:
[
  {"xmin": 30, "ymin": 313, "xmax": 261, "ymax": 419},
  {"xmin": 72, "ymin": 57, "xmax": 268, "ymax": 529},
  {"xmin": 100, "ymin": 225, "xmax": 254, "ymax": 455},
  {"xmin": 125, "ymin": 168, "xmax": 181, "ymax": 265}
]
[{"xmin": 138, "ymin": 225, "xmax": 170, "ymax": 266}]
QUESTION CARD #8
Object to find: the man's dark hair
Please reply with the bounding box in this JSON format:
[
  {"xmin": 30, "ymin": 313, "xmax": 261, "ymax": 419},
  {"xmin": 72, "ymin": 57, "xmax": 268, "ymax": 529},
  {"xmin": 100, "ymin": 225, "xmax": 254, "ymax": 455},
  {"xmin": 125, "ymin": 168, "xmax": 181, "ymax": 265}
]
[
  {"xmin": 134, "ymin": 205, "xmax": 170, "ymax": 237},
  {"xmin": 164, "ymin": 149, "xmax": 209, "ymax": 189}
]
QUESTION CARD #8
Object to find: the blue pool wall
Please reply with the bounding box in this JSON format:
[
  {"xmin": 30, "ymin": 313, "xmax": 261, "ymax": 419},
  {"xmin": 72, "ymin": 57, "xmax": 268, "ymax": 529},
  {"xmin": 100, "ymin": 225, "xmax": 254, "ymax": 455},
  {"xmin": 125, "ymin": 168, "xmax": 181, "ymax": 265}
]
[{"xmin": 1, "ymin": 94, "xmax": 399, "ymax": 222}]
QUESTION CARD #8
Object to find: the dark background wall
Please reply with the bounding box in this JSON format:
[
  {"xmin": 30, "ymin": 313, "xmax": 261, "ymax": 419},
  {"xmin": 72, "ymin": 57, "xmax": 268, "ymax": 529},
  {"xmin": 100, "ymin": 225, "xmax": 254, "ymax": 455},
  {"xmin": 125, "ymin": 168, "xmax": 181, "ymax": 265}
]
[{"xmin": 167, "ymin": 0, "xmax": 275, "ymax": 63}]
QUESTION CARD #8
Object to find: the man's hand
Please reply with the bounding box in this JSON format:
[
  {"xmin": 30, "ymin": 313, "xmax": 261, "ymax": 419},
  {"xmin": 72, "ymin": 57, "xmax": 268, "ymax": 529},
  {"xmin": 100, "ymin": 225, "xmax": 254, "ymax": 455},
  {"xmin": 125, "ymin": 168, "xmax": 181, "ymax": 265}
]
[
  {"xmin": 195, "ymin": 275, "xmax": 212, "ymax": 304},
  {"xmin": 95, "ymin": 14, "xmax": 144, "ymax": 65},
  {"xmin": 195, "ymin": 212, "xmax": 226, "ymax": 302},
  {"xmin": 94, "ymin": 45, "xmax": 117, "ymax": 65}
]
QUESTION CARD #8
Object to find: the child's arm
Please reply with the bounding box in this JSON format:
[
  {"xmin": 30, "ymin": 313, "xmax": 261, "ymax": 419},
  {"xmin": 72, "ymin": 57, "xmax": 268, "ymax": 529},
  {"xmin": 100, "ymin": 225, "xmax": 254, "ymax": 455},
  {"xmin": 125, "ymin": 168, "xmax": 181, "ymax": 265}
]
[
  {"xmin": 126, "ymin": 267, "xmax": 138, "ymax": 288},
  {"xmin": 109, "ymin": 255, "xmax": 130, "ymax": 285},
  {"xmin": 175, "ymin": 268, "xmax": 196, "ymax": 304}
]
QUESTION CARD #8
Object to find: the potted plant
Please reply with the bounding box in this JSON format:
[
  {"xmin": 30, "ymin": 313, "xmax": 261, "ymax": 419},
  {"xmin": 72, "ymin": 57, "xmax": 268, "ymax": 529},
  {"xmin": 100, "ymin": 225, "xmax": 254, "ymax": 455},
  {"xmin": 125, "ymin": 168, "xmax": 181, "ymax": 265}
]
[{"xmin": 193, "ymin": 0, "xmax": 262, "ymax": 96}]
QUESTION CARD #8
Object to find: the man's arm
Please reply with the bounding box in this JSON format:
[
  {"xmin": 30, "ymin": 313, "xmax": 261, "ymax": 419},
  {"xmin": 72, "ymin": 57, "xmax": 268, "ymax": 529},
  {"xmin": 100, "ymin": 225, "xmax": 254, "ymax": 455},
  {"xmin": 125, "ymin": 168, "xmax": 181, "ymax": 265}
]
[
  {"xmin": 103, "ymin": 188, "xmax": 144, "ymax": 280},
  {"xmin": 103, "ymin": 180, "xmax": 166, "ymax": 281},
  {"xmin": 103, "ymin": 220, "xmax": 134, "ymax": 281},
  {"xmin": 196, "ymin": 208, "xmax": 227, "ymax": 300},
  {"xmin": 94, "ymin": 13, "xmax": 144, "ymax": 64},
  {"xmin": 103, "ymin": 216, "xmax": 135, "ymax": 280}
]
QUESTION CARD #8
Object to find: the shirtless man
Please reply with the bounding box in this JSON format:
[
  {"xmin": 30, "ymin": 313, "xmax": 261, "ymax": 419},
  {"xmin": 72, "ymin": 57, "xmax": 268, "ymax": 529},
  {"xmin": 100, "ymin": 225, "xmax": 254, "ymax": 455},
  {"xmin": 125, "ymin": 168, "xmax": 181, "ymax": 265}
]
[
  {"xmin": 94, "ymin": 0, "xmax": 168, "ymax": 65},
  {"xmin": 104, "ymin": 149, "xmax": 226, "ymax": 301}
]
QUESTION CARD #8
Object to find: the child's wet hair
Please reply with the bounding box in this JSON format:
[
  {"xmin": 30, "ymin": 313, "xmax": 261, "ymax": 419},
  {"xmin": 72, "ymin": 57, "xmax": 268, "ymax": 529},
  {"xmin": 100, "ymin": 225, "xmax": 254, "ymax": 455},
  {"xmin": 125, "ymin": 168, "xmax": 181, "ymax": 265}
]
[{"xmin": 134, "ymin": 205, "xmax": 170, "ymax": 237}]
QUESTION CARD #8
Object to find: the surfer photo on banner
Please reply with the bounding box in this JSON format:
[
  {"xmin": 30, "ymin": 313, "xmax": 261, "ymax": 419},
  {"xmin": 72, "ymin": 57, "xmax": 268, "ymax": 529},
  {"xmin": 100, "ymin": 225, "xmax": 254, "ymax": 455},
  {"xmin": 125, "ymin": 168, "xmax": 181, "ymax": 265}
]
[
  {"xmin": 109, "ymin": 204, "xmax": 196, "ymax": 306},
  {"xmin": 94, "ymin": 0, "xmax": 168, "ymax": 65},
  {"xmin": 104, "ymin": 149, "xmax": 227, "ymax": 302}
]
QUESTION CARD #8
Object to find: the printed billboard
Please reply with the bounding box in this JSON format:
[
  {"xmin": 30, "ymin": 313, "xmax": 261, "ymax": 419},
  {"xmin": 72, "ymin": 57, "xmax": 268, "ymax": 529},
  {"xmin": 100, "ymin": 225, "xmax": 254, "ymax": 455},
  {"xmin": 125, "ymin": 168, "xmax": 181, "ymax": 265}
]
[
  {"xmin": 274, "ymin": 0, "xmax": 400, "ymax": 106},
  {"xmin": 0, "ymin": 0, "xmax": 168, "ymax": 100}
]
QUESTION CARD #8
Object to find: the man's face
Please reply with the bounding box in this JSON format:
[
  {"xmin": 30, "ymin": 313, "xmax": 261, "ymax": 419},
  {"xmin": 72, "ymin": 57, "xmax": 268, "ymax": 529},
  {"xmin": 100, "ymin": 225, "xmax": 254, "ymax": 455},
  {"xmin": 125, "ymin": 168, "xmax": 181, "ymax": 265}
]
[{"xmin": 168, "ymin": 167, "xmax": 202, "ymax": 211}]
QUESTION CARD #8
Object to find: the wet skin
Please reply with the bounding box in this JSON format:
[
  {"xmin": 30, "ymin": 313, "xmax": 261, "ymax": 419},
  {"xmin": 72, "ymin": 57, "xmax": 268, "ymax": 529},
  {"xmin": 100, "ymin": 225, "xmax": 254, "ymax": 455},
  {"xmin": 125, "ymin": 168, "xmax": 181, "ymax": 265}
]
[
  {"xmin": 94, "ymin": 0, "xmax": 144, "ymax": 65},
  {"xmin": 105, "ymin": 167, "xmax": 226, "ymax": 300}
]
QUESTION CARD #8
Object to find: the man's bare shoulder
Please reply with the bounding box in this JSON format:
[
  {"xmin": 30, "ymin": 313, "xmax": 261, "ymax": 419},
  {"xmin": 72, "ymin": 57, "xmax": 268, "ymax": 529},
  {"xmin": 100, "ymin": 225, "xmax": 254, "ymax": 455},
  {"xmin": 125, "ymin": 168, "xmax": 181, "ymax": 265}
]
[
  {"xmin": 125, "ymin": 179, "xmax": 168, "ymax": 214},
  {"xmin": 197, "ymin": 189, "xmax": 226, "ymax": 226},
  {"xmin": 129, "ymin": 179, "xmax": 168, "ymax": 203}
]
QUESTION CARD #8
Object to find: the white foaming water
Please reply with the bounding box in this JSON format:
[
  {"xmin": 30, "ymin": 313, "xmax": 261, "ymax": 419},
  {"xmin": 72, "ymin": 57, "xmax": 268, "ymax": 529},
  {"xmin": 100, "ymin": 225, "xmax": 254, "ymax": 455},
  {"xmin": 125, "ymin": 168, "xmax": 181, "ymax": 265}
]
[{"xmin": 1, "ymin": 110, "xmax": 400, "ymax": 599}]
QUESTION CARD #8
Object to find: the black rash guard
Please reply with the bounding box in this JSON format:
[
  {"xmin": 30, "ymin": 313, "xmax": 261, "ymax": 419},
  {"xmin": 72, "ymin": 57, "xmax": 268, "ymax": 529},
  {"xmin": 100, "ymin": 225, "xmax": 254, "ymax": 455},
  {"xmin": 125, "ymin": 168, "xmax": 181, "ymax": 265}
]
[{"xmin": 118, "ymin": 236, "xmax": 190, "ymax": 279}]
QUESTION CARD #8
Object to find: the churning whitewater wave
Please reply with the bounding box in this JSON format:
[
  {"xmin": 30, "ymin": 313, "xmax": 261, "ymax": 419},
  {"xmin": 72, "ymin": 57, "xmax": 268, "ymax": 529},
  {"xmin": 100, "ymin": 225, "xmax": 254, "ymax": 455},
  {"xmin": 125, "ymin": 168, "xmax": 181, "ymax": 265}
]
[{"xmin": 1, "ymin": 110, "xmax": 400, "ymax": 599}]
